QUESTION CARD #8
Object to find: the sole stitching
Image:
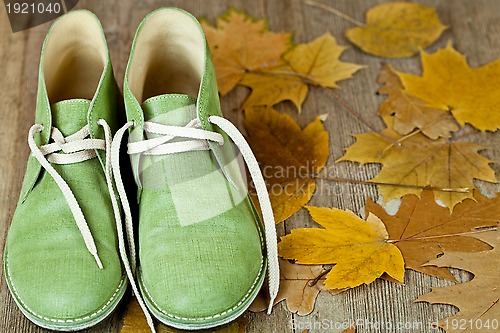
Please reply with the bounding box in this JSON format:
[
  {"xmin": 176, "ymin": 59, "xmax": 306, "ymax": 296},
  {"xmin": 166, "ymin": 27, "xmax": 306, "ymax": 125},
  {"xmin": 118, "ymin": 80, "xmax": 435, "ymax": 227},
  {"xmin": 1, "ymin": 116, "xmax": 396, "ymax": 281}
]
[
  {"xmin": 5, "ymin": 254, "xmax": 126, "ymax": 324},
  {"xmin": 140, "ymin": 215, "xmax": 266, "ymax": 322},
  {"xmin": 141, "ymin": 257, "xmax": 264, "ymax": 322}
]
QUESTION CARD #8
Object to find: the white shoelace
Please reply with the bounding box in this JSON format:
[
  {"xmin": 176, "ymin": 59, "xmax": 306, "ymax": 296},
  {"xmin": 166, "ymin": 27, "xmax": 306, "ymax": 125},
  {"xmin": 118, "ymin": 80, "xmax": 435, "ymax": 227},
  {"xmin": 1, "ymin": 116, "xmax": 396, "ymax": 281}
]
[
  {"xmin": 27, "ymin": 121, "xmax": 117, "ymax": 270},
  {"xmin": 29, "ymin": 120, "xmax": 155, "ymax": 328},
  {"xmin": 111, "ymin": 115, "xmax": 280, "ymax": 332},
  {"xmin": 29, "ymin": 116, "xmax": 279, "ymax": 332}
]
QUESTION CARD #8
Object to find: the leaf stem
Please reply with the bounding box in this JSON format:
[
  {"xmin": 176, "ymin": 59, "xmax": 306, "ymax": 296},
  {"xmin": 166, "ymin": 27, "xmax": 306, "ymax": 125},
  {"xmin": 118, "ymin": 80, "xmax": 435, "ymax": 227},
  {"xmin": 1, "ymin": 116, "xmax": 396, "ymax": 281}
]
[
  {"xmin": 254, "ymin": 69, "xmax": 313, "ymax": 81},
  {"xmin": 251, "ymin": 68, "xmax": 399, "ymax": 146},
  {"xmin": 379, "ymin": 129, "xmax": 421, "ymax": 158},
  {"xmin": 309, "ymin": 265, "xmax": 332, "ymax": 287},
  {"xmin": 387, "ymin": 226, "xmax": 498, "ymax": 243},
  {"xmin": 324, "ymin": 89, "xmax": 401, "ymax": 146},
  {"xmin": 314, "ymin": 174, "xmax": 471, "ymax": 193},
  {"xmin": 304, "ymin": 0, "xmax": 366, "ymax": 27}
]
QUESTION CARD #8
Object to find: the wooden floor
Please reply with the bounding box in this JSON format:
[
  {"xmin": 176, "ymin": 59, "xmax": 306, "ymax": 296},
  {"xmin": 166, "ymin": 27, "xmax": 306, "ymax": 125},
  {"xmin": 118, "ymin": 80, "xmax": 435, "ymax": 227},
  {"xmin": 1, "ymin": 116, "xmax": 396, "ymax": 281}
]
[{"xmin": 1, "ymin": 0, "xmax": 500, "ymax": 332}]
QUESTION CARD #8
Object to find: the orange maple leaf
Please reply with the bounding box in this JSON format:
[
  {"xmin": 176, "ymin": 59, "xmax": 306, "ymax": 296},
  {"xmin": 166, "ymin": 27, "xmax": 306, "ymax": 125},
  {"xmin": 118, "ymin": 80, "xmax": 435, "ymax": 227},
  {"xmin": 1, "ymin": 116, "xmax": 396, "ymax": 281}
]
[
  {"xmin": 201, "ymin": 9, "xmax": 291, "ymax": 95},
  {"xmin": 244, "ymin": 106, "xmax": 329, "ymax": 223}
]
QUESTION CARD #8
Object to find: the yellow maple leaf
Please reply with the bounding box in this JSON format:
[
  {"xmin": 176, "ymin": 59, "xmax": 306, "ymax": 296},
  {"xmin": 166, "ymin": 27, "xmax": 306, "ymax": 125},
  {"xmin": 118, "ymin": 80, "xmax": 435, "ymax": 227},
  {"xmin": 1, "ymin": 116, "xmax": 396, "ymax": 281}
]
[
  {"xmin": 240, "ymin": 33, "xmax": 363, "ymax": 111},
  {"xmin": 337, "ymin": 118, "xmax": 497, "ymax": 210},
  {"xmin": 244, "ymin": 106, "xmax": 329, "ymax": 223},
  {"xmin": 201, "ymin": 9, "xmax": 291, "ymax": 95},
  {"xmin": 279, "ymin": 206, "xmax": 405, "ymax": 289},
  {"xmin": 240, "ymin": 65, "xmax": 308, "ymax": 111},
  {"xmin": 399, "ymin": 43, "xmax": 500, "ymax": 131},
  {"xmin": 345, "ymin": 2, "xmax": 446, "ymax": 58},
  {"xmin": 378, "ymin": 63, "xmax": 459, "ymax": 139}
]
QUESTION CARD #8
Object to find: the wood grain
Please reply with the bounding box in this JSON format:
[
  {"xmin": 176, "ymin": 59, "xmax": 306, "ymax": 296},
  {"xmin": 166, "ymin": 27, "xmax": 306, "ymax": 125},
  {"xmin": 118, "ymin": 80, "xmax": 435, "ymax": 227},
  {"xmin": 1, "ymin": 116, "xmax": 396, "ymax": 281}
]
[{"xmin": 0, "ymin": 1, "xmax": 499, "ymax": 332}]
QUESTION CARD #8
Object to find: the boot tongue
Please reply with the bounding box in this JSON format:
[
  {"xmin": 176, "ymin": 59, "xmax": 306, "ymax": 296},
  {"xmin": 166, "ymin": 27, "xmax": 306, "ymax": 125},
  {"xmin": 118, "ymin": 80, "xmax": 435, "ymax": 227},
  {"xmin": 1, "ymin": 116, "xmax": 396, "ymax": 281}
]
[
  {"xmin": 142, "ymin": 93, "xmax": 197, "ymax": 126},
  {"xmin": 51, "ymin": 99, "xmax": 91, "ymax": 136},
  {"xmin": 139, "ymin": 93, "xmax": 247, "ymax": 228}
]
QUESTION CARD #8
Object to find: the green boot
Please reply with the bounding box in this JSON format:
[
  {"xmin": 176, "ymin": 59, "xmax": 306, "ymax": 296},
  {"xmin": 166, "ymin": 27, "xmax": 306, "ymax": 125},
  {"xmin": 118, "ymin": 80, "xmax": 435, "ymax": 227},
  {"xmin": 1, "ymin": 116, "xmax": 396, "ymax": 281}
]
[
  {"xmin": 113, "ymin": 7, "xmax": 279, "ymax": 331},
  {"xmin": 4, "ymin": 10, "xmax": 127, "ymax": 331}
]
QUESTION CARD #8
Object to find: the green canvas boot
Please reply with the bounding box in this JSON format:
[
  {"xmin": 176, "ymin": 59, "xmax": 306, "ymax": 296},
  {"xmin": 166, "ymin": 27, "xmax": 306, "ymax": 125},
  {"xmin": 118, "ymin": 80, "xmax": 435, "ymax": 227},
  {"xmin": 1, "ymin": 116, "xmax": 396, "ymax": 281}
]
[
  {"xmin": 4, "ymin": 10, "xmax": 127, "ymax": 331},
  {"xmin": 112, "ymin": 7, "xmax": 279, "ymax": 331}
]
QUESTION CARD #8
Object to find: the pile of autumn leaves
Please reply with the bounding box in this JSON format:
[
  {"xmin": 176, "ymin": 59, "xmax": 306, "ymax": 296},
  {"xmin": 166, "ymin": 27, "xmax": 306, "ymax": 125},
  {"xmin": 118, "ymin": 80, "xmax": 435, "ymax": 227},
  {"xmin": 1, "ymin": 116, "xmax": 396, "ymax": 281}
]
[{"xmin": 201, "ymin": 3, "xmax": 499, "ymax": 332}]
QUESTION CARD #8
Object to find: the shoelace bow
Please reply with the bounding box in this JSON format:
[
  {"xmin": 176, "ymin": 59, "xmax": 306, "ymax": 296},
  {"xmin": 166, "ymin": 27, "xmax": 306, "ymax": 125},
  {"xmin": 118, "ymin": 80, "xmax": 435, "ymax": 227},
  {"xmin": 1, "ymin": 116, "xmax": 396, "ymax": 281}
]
[
  {"xmin": 111, "ymin": 116, "xmax": 280, "ymax": 333},
  {"xmin": 28, "ymin": 120, "xmax": 116, "ymax": 270}
]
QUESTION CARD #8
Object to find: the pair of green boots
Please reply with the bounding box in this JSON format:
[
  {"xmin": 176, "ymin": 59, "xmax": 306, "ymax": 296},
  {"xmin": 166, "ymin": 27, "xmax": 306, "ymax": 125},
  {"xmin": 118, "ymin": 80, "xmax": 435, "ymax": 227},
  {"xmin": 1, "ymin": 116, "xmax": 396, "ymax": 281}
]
[{"xmin": 4, "ymin": 8, "xmax": 279, "ymax": 332}]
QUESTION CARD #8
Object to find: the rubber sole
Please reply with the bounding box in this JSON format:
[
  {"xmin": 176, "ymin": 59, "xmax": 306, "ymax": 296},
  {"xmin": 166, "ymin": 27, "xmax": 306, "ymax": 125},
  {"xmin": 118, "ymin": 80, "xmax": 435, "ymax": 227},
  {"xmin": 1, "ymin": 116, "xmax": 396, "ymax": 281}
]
[
  {"xmin": 4, "ymin": 257, "xmax": 128, "ymax": 332},
  {"xmin": 138, "ymin": 259, "xmax": 267, "ymax": 331}
]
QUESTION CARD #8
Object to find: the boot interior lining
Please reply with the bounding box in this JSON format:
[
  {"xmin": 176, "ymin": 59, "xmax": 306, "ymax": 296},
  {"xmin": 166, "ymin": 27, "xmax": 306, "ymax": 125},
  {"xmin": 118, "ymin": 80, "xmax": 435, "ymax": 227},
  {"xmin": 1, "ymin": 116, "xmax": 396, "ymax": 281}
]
[
  {"xmin": 127, "ymin": 10, "xmax": 205, "ymax": 103},
  {"xmin": 43, "ymin": 12, "xmax": 107, "ymax": 104}
]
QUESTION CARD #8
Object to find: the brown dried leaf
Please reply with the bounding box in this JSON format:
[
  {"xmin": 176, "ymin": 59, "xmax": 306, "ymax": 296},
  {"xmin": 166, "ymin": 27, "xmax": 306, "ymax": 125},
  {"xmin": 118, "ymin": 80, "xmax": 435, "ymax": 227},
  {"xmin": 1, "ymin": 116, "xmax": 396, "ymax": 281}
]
[
  {"xmin": 245, "ymin": 106, "xmax": 329, "ymax": 223},
  {"xmin": 417, "ymin": 231, "xmax": 500, "ymax": 333},
  {"xmin": 367, "ymin": 190, "xmax": 498, "ymax": 280},
  {"xmin": 378, "ymin": 63, "xmax": 459, "ymax": 139},
  {"xmin": 250, "ymin": 259, "xmax": 332, "ymax": 315},
  {"xmin": 337, "ymin": 118, "xmax": 497, "ymax": 210}
]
